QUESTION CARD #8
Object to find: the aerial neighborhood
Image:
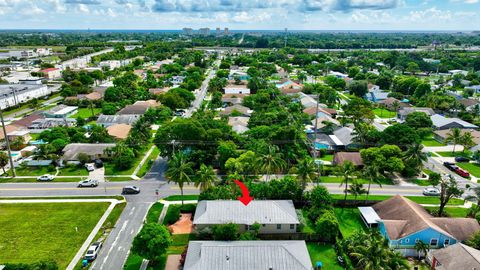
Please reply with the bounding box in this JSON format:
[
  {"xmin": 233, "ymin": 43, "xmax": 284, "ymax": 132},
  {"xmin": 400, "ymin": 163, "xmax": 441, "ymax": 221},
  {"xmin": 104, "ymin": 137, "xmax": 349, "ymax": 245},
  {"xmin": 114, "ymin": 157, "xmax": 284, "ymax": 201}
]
[{"xmin": 2, "ymin": 8, "xmax": 480, "ymax": 270}]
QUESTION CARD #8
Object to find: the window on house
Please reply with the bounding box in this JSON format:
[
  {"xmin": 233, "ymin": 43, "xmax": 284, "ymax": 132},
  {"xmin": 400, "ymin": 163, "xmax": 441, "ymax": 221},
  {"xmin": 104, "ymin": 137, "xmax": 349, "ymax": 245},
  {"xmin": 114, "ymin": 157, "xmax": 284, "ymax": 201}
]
[
  {"xmin": 430, "ymin": 239, "xmax": 438, "ymax": 246},
  {"xmin": 405, "ymin": 239, "xmax": 410, "ymax": 244},
  {"xmin": 277, "ymin": 224, "xmax": 282, "ymax": 230},
  {"xmin": 415, "ymin": 239, "xmax": 420, "ymax": 243},
  {"xmin": 290, "ymin": 224, "xmax": 295, "ymax": 230},
  {"xmin": 444, "ymin": 239, "xmax": 450, "ymax": 246},
  {"xmin": 245, "ymin": 225, "xmax": 249, "ymax": 230}
]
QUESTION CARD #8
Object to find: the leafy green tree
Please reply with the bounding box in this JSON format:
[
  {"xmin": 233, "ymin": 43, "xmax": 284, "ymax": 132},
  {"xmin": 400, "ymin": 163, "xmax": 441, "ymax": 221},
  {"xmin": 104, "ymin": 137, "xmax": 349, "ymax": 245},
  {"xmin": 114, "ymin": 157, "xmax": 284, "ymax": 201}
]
[
  {"xmin": 165, "ymin": 152, "xmax": 194, "ymax": 205},
  {"xmin": 293, "ymin": 158, "xmax": 317, "ymax": 190},
  {"xmin": 380, "ymin": 124, "xmax": 420, "ymax": 148},
  {"xmin": 467, "ymin": 231, "xmax": 480, "ymax": 249},
  {"xmin": 435, "ymin": 175, "xmax": 464, "ymax": 217},
  {"xmin": 131, "ymin": 223, "xmax": 171, "ymax": 264},
  {"xmin": 308, "ymin": 185, "xmax": 334, "ymax": 210},
  {"xmin": 405, "ymin": 112, "xmax": 432, "ymax": 129},
  {"xmin": 195, "ymin": 164, "xmax": 217, "ymax": 192},
  {"xmin": 315, "ymin": 210, "xmax": 340, "ymax": 241},
  {"xmin": 0, "ymin": 152, "xmax": 8, "ymax": 175},
  {"xmin": 403, "ymin": 144, "xmax": 427, "ymax": 174},
  {"xmin": 347, "ymin": 80, "xmax": 368, "ymax": 97},
  {"xmin": 212, "ymin": 223, "xmax": 239, "ymax": 241}
]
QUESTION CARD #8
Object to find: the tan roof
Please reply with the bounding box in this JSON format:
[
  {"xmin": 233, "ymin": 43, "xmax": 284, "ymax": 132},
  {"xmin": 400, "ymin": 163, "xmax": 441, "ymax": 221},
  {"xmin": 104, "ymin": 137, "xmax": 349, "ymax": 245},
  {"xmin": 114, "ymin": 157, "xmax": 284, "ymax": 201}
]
[
  {"xmin": 311, "ymin": 117, "xmax": 340, "ymax": 128},
  {"xmin": 220, "ymin": 105, "xmax": 251, "ymax": 116},
  {"xmin": 11, "ymin": 113, "xmax": 44, "ymax": 128},
  {"xmin": 434, "ymin": 129, "xmax": 480, "ymax": 145},
  {"xmin": 117, "ymin": 100, "xmax": 160, "ymax": 115},
  {"xmin": 107, "ymin": 124, "xmax": 132, "ymax": 139},
  {"xmin": 333, "ymin": 152, "xmax": 363, "ymax": 166},
  {"xmin": 373, "ymin": 195, "xmax": 480, "ymax": 240},
  {"xmin": 303, "ymin": 107, "xmax": 337, "ymax": 116},
  {"xmin": 149, "ymin": 87, "xmax": 170, "ymax": 95},
  {"xmin": 85, "ymin": 92, "xmax": 102, "ymax": 101},
  {"xmin": 459, "ymin": 98, "xmax": 480, "ymax": 108},
  {"xmin": 222, "ymin": 94, "xmax": 248, "ymax": 99},
  {"xmin": 432, "ymin": 243, "xmax": 480, "ymax": 270},
  {"xmin": 0, "ymin": 125, "xmax": 21, "ymax": 140},
  {"xmin": 228, "ymin": 116, "xmax": 249, "ymax": 127}
]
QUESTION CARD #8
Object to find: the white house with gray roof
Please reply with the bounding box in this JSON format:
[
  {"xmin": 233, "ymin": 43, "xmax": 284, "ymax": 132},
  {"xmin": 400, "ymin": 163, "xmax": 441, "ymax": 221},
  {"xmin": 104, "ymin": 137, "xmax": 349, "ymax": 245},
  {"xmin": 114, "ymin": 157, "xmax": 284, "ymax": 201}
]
[
  {"xmin": 193, "ymin": 200, "xmax": 300, "ymax": 234},
  {"xmin": 431, "ymin": 114, "xmax": 478, "ymax": 130},
  {"xmin": 184, "ymin": 241, "xmax": 312, "ymax": 270}
]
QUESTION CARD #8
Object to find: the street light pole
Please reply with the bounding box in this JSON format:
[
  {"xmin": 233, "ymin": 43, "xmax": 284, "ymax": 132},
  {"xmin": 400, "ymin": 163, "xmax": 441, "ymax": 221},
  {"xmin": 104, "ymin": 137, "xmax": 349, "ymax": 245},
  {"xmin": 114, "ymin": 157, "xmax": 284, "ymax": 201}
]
[{"xmin": 0, "ymin": 108, "xmax": 16, "ymax": 177}]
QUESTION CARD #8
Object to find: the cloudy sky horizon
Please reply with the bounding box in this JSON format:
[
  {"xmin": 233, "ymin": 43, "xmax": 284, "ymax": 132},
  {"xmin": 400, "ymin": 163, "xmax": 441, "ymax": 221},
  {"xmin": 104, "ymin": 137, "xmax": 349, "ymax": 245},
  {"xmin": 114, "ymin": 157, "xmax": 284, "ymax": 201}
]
[{"xmin": 0, "ymin": 0, "xmax": 479, "ymax": 31}]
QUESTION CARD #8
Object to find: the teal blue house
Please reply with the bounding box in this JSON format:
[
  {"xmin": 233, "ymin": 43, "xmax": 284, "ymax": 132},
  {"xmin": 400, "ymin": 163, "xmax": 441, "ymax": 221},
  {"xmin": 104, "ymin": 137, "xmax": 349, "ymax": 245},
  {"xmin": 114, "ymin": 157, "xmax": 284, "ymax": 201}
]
[{"xmin": 360, "ymin": 195, "xmax": 480, "ymax": 257}]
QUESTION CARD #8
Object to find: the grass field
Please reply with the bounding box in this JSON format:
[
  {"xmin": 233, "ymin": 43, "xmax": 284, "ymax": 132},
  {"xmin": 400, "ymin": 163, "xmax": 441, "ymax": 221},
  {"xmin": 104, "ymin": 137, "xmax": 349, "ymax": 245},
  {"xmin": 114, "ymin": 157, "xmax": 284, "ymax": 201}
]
[
  {"xmin": 163, "ymin": 195, "xmax": 199, "ymax": 201},
  {"xmin": 57, "ymin": 166, "xmax": 89, "ymax": 176},
  {"xmin": 334, "ymin": 208, "xmax": 365, "ymax": 237},
  {"xmin": 320, "ymin": 154, "xmax": 334, "ymax": 162},
  {"xmin": 421, "ymin": 137, "xmax": 445, "ymax": 147},
  {"xmin": 307, "ymin": 243, "xmax": 344, "ymax": 270},
  {"xmin": 330, "ymin": 194, "xmax": 464, "ymax": 205},
  {"xmin": 321, "ymin": 176, "xmax": 393, "ymax": 185},
  {"xmin": 436, "ymin": 151, "xmax": 471, "ymax": 158},
  {"xmin": 71, "ymin": 108, "xmax": 102, "ymax": 119},
  {"xmin": 424, "ymin": 206, "xmax": 469, "ymax": 217},
  {"xmin": 373, "ymin": 108, "xmax": 396, "ymax": 118},
  {"xmin": 0, "ymin": 202, "xmax": 109, "ymax": 268},
  {"xmin": 457, "ymin": 162, "xmax": 480, "ymax": 178}
]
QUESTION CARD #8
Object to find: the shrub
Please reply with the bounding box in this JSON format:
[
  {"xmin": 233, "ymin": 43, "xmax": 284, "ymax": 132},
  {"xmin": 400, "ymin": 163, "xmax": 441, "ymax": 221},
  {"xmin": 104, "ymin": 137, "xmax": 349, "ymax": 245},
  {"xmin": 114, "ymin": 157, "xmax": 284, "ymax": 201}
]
[
  {"xmin": 314, "ymin": 210, "xmax": 340, "ymax": 241},
  {"xmin": 212, "ymin": 223, "xmax": 239, "ymax": 241},
  {"xmin": 163, "ymin": 205, "xmax": 181, "ymax": 225}
]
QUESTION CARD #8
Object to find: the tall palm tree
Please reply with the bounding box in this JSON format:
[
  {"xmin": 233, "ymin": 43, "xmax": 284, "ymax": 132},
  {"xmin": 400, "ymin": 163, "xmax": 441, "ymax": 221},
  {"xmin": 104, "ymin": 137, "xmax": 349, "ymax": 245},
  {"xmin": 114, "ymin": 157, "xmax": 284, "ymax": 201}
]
[
  {"xmin": 259, "ymin": 145, "xmax": 286, "ymax": 181},
  {"xmin": 195, "ymin": 164, "xmax": 217, "ymax": 192},
  {"xmin": 445, "ymin": 128, "xmax": 462, "ymax": 153},
  {"xmin": 466, "ymin": 186, "xmax": 480, "ymax": 217},
  {"xmin": 387, "ymin": 251, "xmax": 410, "ymax": 270},
  {"xmin": 165, "ymin": 152, "xmax": 194, "ymax": 205},
  {"xmin": 403, "ymin": 143, "xmax": 427, "ymax": 172},
  {"xmin": 294, "ymin": 158, "xmax": 317, "ymax": 190},
  {"xmin": 461, "ymin": 131, "xmax": 475, "ymax": 153},
  {"xmin": 414, "ymin": 240, "xmax": 430, "ymax": 259},
  {"xmin": 338, "ymin": 161, "xmax": 356, "ymax": 206},
  {"xmin": 363, "ymin": 164, "xmax": 382, "ymax": 203},
  {"xmin": 348, "ymin": 182, "xmax": 367, "ymax": 204}
]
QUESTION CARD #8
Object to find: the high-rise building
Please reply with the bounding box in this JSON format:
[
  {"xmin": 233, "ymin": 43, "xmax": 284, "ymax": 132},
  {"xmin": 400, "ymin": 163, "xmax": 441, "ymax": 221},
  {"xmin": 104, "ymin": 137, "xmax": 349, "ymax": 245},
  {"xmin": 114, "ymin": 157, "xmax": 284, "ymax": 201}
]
[
  {"xmin": 182, "ymin": 28, "xmax": 193, "ymax": 35},
  {"xmin": 216, "ymin": 28, "xmax": 221, "ymax": 36},
  {"xmin": 224, "ymin": 28, "xmax": 229, "ymax": 35},
  {"xmin": 198, "ymin": 28, "xmax": 210, "ymax": 36}
]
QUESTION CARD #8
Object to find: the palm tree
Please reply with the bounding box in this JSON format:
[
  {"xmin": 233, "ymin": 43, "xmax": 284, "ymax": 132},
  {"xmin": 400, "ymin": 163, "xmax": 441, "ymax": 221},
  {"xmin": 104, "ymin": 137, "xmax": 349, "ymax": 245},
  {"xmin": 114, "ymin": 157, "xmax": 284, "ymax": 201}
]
[
  {"xmin": 403, "ymin": 143, "xmax": 427, "ymax": 172},
  {"xmin": 445, "ymin": 128, "xmax": 462, "ymax": 153},
  {"xmin": 195, "ymin": 164, "xmax": 217, "ymax": 192},
  {"xmin": 363, "ymin": 164, "xmax": 382, "ymax": 203},
  {"xmin": 461, "ymin": 131, "xmax": 475, "ymax": 153},
  {"xmin": 338, "ymin": 161, "xmax": 356, "ymax": 206},
  {"xmin": 165, "ymin": 152, "xmax": 194, "ymax": 205},
  {"xmin": 348, "ymin": 181, "xmax": 366, "ymax": 203},
  {"xmin": 414, "ymin": 240, "xmax": 430, "ymax": 259},
  {"xmin": 259, "ymin": 145, "xmax": 286, "ymax": 181},
  {"xmin": 387, "ymin": 251, "xmax": 411, "ymax": 270},
  {"xmin": 294, "ymin": 158, "xmax": 317, "ymax": 190},
  {"xmin": 466, "ymin": 186, "xmax": 480, "ymax": 217}
]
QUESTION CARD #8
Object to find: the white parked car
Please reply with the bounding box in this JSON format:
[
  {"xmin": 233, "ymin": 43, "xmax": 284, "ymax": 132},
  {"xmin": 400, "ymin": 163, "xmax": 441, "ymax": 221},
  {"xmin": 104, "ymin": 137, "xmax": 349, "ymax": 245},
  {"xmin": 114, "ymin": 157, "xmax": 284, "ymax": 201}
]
[
  {"xmin": 423, "ymin": 187, "xmax": 440, "ymax": 196},
  {"xmin": 37, "ymin": 174, "xmax": 54, "ymax": 181},
  {"xmin": 85, "ymin": 164, "xmax": 95, "ymax": 172},
  {"xmin": 84, "ymin": 242, "xmax": 102, "ymax": 261},
  {"xmin": 77, "ymin": 179, "xmax": 99, "ymax": 188}
]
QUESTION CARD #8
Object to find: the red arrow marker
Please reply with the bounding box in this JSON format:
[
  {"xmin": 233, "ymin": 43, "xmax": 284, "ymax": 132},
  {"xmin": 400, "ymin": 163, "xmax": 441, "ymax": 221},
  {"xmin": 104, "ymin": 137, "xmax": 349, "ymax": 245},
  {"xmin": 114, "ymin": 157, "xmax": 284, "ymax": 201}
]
[{"xmin": 234, "ymin": 179, "xmax": 253, "ymax": 206}]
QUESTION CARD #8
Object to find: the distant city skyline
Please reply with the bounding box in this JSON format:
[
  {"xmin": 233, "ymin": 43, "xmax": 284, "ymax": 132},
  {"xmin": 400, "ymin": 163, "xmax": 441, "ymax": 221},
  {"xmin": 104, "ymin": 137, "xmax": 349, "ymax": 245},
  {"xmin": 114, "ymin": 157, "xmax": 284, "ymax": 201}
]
[{"xmin": 0, "ymin": 0, "xmax": 479, "ymax": 31}]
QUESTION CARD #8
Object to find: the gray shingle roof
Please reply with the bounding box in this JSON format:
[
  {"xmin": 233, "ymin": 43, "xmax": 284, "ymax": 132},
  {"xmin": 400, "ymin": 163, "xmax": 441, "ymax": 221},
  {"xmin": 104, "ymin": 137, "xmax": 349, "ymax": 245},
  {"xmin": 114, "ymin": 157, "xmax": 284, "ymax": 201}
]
[
  {"xmin": 432, "ymin": 243, "xmax": 480, "ymax": 270},
  {"xmin": 184, "ymin": 241, "xmax": 312, "ymax": 270},
  {"xmin": 193, "ymin": 200, "xmax": 300, "ymax": 225},
  {"xmin": 431, "ymin": 114, "xmax": 478, "ymax": 129}
]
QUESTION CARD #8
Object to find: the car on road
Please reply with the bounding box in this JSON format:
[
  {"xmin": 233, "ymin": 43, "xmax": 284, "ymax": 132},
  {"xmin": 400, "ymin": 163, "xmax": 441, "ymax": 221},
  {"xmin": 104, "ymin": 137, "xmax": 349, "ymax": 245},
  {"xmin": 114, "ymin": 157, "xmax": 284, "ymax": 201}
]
[
  {"xmin": 122, "ymin": 186, "xmax": 140, "ymax": 194},
  {"xmin": 78, "ymin": 179, "xmax": 99, "ymax": 188},
  {"xmin": 423, "ymin": 187, "xmax": 440, "ymax": 196},
  {"xmin": 85, "ymin": 163, "xmax": 95, "ymax": 172},
  {"xmin": 455, "ymin": 156, "xmax": 470, "ymax": 163},
  {"xmin": 455, "ymin": 167, "xmax": 470, "ymax": 178},
  {"xmin": 175, "ymin": 109, "xmax": 185, "ymax": 117},
  {"xmin": 84, "ymin": 241, "xmax": 102, "ymax": 261},
  {"xmin": 443, "ymin": 162, "xmax": 459, "ymax": 171},
  {"xmin": 37, "ymin": 174, "xmax": 54, "ymax": 181}
]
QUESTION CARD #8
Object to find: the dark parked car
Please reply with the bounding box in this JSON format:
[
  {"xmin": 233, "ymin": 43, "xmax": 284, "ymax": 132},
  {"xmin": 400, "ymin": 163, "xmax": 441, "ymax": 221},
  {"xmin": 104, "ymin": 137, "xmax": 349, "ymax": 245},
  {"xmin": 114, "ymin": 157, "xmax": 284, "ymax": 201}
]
[
  {"xmin": 443, "ymin": 162, "xmax": 458, "ymax": 171},
  {"xmin": 94, "ymin": 159, "xmax": 103, "ymax": 168},
  {"xmin": 122, "ymin": 186, "xmax": 140, "ymax": 194},
  {"xmin": 455, "ymin": 156, "xmax": 470, "ymax": 163}
]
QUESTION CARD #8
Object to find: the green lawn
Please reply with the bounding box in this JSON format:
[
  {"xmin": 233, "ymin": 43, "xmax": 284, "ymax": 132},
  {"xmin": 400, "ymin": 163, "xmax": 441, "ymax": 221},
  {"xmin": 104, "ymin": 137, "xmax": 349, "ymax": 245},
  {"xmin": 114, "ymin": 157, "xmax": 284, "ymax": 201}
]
[
  {"xmin": 307, "ymin": 243, "xmax": 344, "ymax": 270},
  {"xmin": 137, "ymin": 147, "xmax": 160, "ymax": 178},
  {"xmin": 373, "ymin": 108, "xmax": 396, "ymax": 118},
  {"xmin": 330, "ymin": 194, "xmax": 464, "ymax": 205},
  {"xmin": 413, "ymin": 179, "xmax": 432, "ymax": 186},
  {"xmin": 436, "ymin": 151, "xmax": 471, "ymax": 158},
  {"xmin": 146, "ymin": 202, "xmax": 164, "ymax": 224},
  {"xmin": 424, "ymin": 206, "xmax": 469, "ymax": 217},
  {"xmin": 457, "ymin": 162, "xmax": 480, "ymax": 178},
  {"xmin": 299, "ymin": 209, "xmax": 315, "ymax": 233},
  {"xmin": 71, "ymin": 108, "xmax": 102, "ymax": 119},
  {"xmin": 163, "ymin": 195, "xmax": 199, "ymax": 201},
  {"xmin": 422, "ymin": 137, "xmax": 445, "ymax": 147},
  {"xmin": 321, "ymin": 176, "xmax": 393, "ymax": 185},
  {"xmin": 7, "ymin": 166, "xmax": 56, "ymax": 177},
  {"xmin": 58, "ymin": 166, "xmax": 89, "ymax": 176},
  {"xmin": 320, "ymin": 154, "xmax": 334, "ymax": 162},
  {"xmin": 167, "ymin": 234, "xmax": 195, "ymax": 255},
  {"xmin": 334, "ymin": 208, "xmax": 365, "ymax": 237},
  {"xmin": 0, "ymin": 202, "xmax": 109, "ymax": 268},
  {"xmin": 104, "ymin": 148, "xmax": 149, "ymax": 176}
]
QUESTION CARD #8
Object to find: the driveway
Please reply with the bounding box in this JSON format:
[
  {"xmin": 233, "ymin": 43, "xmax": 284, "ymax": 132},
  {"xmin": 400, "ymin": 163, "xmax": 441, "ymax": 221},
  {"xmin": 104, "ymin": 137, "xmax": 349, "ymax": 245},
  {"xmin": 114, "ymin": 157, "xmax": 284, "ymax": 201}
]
[{"xmin": 89, "ymin": 166, "xmax": 105, "ymax": 182}]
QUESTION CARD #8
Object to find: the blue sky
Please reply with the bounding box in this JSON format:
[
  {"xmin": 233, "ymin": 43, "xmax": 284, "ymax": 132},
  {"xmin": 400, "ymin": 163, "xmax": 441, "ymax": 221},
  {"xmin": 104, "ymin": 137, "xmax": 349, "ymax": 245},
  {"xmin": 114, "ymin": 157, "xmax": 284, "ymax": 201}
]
[{"xmin": 0, "ymin": 0, "xmax": 478, "ymax": 30}]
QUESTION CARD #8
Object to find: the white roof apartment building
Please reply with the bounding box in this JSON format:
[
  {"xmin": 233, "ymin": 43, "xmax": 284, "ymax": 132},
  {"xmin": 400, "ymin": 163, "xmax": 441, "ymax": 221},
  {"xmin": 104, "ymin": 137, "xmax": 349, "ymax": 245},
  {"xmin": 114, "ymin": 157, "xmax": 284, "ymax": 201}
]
[
  {"xmin": 0, "ymin": 84, "xmax": 50, "ymax": 109},
  {"xmin": 184, "ymin": 241, "xmax": 312, "ymax": 270},
  {"xmin": 193, "ymin": 200, "xmax": 300, "ymax": 234}
]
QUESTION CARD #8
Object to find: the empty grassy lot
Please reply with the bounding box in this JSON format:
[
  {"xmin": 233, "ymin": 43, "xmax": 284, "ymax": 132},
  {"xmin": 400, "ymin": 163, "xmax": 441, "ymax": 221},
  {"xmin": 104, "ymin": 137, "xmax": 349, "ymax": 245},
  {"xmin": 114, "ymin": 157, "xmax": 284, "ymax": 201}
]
[{"xmin": 0, "ymin": 202, "xmax": 109, "ymax": 268}]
